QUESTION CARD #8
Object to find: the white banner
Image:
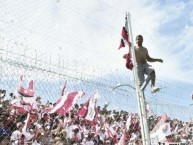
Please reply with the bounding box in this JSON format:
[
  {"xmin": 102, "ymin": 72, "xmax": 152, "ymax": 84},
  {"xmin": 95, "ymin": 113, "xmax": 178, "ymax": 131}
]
[{"xmin": 85, "ymin": 97, "xmax": 96, "ymax": 121}]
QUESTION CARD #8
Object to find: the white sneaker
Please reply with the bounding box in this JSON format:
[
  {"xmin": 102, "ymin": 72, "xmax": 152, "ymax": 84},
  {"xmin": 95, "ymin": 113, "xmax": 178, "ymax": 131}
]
[{"xmin": 151, "ymin": 87, "xmax": 160, "ymax": 93}]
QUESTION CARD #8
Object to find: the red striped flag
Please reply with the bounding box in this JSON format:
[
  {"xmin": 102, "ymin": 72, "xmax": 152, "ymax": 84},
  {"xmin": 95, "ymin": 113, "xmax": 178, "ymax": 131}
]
[
  {"xmin": 87, "ymin": 107, "xmax": 99, "ymax": 126},
  {"xmin": 49, "ymin": 91, "xmax": 85, "ymax": 116},
  {"xmin": 12, "ymin": 99, "xmax": 33, "ymax": 114},
  {"xmin": 22, "ymin": 113, "xmax": 31, "ymax": 132},
  {"xmin": 22, "ymin": 114, "xmax": 35, "ymax": 143},
  {"xmin": 126, "ymin": 113, "xmax": 133, "ymax": 131},
  {"xmin": 118, "ymin": 15, "xmax": 131, "ymax": 49},
  {"xmin": 117, "ymin": 134, "xmax": 126, "ymax": 145},
  {"xmin": 77, "ymin": 101, "xmax": 89, "ymax": 118},
  {"xmin": 151, "ymin": 113, "xmax": 168, "ymax": 133},
  {"xmin": 104, "ymin": 123, "xmax": 117, "ymax": 143},
  {"xmin": 17, "ymin": 75, "xmax": 34, "ymax": 97},
  {"xmin": 121, "ymin": 27, "xmax": 129, "ymax": 43},
  {"xmin": 118, "ymin": 15, "xmax": 133, "ymax": 71},
  {"xmin": 77, "ymin": 93, "xmax": 99, "ymax": 125}
]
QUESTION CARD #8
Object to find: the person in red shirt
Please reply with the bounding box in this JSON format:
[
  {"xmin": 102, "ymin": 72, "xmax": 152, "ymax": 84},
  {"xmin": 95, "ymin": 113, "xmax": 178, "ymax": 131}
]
[{"xmin": 165, "ymin": 135, "xmax": 173, "ymax": 142}]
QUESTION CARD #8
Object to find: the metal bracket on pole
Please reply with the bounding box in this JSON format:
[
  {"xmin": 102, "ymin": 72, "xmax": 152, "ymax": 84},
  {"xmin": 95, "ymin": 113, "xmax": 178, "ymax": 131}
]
[
  {"xmin": 140, "ymin": 75, "xmax": 152, "ymax": 91},
  {"xmin": 112, "ymin": 84, "xmax": 136, "ymax": 90}
]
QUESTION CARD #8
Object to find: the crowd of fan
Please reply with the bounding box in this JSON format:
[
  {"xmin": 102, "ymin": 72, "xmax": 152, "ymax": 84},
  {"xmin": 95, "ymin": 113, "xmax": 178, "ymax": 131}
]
[{"xmin": 0, "ymin": 89, "xmax": 193, "ymax": 145}]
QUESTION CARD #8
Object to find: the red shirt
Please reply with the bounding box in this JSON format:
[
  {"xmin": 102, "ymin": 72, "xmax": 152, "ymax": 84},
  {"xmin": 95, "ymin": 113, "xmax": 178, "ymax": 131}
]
[{"xmin": 165, "ymin": 137, "xmax": 173, "ymax": 142}]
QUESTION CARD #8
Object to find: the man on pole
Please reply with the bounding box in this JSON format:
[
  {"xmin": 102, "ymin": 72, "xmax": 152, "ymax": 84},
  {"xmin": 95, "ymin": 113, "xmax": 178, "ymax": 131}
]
[{"xmin": 134, "ymin": 35, "xmax": 163, "ymax": 93}]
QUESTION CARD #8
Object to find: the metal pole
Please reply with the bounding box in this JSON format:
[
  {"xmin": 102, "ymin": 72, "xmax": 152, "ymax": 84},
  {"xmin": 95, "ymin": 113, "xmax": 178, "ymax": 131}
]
[
  {"xmin": 127, "ymin": 12, "xmax": 151, "ymax": 145},
  {"xmin": 127, "ymin": 13, "xmax": 146, "ymax": 145},
  {"xmin": 140, "ymin": 79, "xmax": 152, "ymax": 145},
  {"xmin": 141, "ymin": 91, "xmax": 151, "ymax": 144}
]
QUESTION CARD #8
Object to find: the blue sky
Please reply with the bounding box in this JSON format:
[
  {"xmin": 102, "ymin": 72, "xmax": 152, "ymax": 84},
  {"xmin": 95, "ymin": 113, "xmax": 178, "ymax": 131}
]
[{"xmin": 0, "ymin": 0, "xmax": 193, "ymax": 120}]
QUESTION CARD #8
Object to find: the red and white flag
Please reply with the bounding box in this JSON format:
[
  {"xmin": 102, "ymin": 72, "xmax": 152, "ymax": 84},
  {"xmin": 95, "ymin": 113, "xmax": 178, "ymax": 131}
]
[
  {"xmin": 77, "ymin": 101, "xmax": 89, "ymax": 118},
  {"xmin": 150, "ymin": 122, "xmax": 172, "ymax": 142},
  {"xmin": 77, "ymin": 92, "xmax": 99, "ymax": 125},
  {"xmin": 22, "ymin": 113, "xmax": 31, "ymax": 132},
  {"xmin": 117, "ymin": 134, "xmax": 126, "ymax": 145},
  {"xmin": 49, "ymin": 91, "xmax": 85, "ymax": 116},
  {"xmin": 12, "ymin": 98, "xmax": 33, "ymax": 114},
  {"xmin": 84, "ymin": 95, "xmax": 97, "ymax": 121},
  {"xmin": 104, "ymin": 123, "xmax": 117, "ymax": 143},
  {"xmin": 53, "ymin": 81, "xmax": 67, "ymax": 107},
  {"xmin": 17, "ymin": 75, "xmax": 34, "ymax": 97},
  {"xmin": 12, "ymin": 106, "xmax": 28, "ymax": 114},
  {"xmin": 20, "ymin": 113, "xmax": 35, "ymax": 143},
  {"xmin": 126, "ymin": 113, "xmax": 133, "ymax": 131},
  {"xmin": 121, "ymin": 27, "xmax": 129, "ymax": 43},
  {"xmin": 151, "ymin": 113, "xmax": 168, "ymax": 133},
  {"xmin": 118, "ymin": 15, "xmax": 133, "ymax": 70},
  {"xmin": 88, "ymin": 107, "xmax": 99, "ymax": 126},
  {"xmin": 106, "ymin": 128, "xmax": 114, "ymax": 140},
  {"xmin": 118, "ymin": 15, "xmax": 131, "ymax": 49}
]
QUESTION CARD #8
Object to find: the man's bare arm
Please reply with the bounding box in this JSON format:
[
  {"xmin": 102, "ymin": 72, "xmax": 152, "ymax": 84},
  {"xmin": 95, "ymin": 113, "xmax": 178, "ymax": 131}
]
[{"xmin": 146, "ymin": 53, "xmax": 163, "ymax": 63}]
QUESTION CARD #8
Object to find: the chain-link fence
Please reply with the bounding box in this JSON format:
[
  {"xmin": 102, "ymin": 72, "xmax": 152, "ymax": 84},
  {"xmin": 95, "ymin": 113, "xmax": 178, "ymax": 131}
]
[
  {"xmin": 1, "ymin": 1, "xmax": 193, "ymax": 144},
  {"xmin": 1, "ymin": 36, "xmax": 193, "ymax": 145},
  {"xmin": 0, "ymin": 37, "xmax": 137, "ymax": 111}
]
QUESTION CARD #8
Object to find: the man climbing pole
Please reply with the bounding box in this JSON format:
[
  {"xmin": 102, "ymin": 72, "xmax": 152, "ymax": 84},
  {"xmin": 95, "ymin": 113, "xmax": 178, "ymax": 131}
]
[{"xmin": 134, "ymin": 35, "xmax": 163, "ymax": 93}]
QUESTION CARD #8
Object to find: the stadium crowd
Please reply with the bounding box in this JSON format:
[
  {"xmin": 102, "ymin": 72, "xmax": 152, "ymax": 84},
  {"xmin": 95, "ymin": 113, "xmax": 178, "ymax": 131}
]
[{"xmin": 0, "ymin": 89, "xmax": 193, "ymax": 145}]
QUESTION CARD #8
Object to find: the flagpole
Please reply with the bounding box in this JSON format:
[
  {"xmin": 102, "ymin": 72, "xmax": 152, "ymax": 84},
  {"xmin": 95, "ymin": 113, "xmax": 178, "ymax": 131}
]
[
  {"xmin": 127, "ymin": 12, "xmax": 151, "ymax": 145},
  {"xmin": 127, "ymin": 12, "xmax": 146, "ymax": 145}
]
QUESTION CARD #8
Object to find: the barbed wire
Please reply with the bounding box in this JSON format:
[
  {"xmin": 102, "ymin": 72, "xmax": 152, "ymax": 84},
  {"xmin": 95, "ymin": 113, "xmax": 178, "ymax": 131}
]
[{"xmin": 1, "ymin": 39, "xmax": 193, "ymax": 121}]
